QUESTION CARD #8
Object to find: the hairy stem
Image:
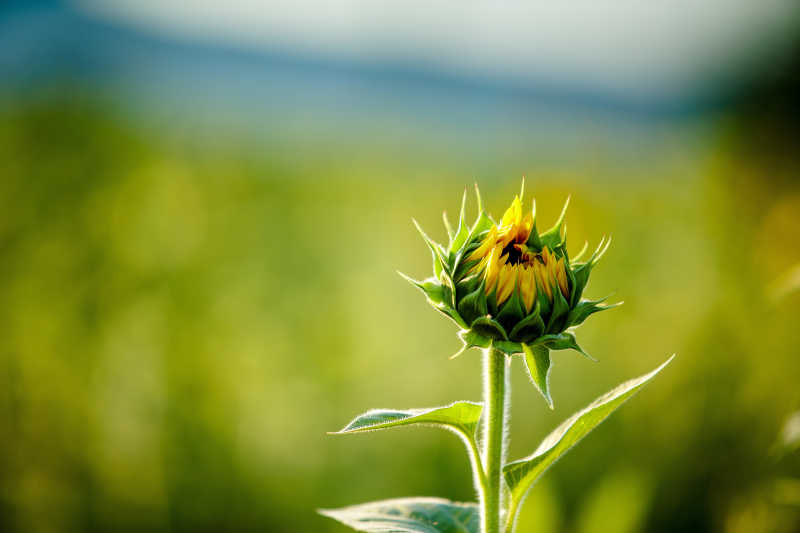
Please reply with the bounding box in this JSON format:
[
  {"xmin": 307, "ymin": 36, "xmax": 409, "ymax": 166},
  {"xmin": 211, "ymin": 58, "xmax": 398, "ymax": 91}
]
[
  {"xmin": 464, "ymin": 432, "xmax": 488, "ymax": 495},
  {"xmin": 481, "ymin": 346, "xmax": 509, "ymax": 533}
]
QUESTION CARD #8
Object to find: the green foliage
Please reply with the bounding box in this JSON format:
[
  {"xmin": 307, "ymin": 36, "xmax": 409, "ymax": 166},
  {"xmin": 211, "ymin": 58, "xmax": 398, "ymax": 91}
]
[
  {"xmin": 320, "ymin": 498, "xmax": 479, "ymax": 533},
  {"xmin": 503, "ymin": 356, "xmax": 674, "ymax": 529},
  {"xmin": 332, "ymin": 402, "xmax": 483, "ymax": 441}
]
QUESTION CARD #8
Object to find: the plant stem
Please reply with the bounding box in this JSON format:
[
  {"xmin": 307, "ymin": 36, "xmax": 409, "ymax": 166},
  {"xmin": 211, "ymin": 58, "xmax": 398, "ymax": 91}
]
[
  {"xmin": 504, "ymin": 497, "xmax": 521, "ymax": 533},
  {"xmin": 481, "ymin": 346, "xmax": 509, "ymax": 533}
]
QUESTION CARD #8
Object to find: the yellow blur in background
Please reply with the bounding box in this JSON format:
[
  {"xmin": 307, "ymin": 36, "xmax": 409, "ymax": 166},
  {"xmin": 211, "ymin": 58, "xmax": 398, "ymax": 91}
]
[{"xmin": 1, "ymin": 2, "xmax": 800, "ymax": 532}]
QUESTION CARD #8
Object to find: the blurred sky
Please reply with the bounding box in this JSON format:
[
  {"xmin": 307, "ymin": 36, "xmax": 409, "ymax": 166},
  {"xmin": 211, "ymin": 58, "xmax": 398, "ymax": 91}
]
[
  {"xmin": 3, "ymin": 0, "xmax": 800, "ymax": 169},
  {"xmin": 74, "ymin": 0, "xmax": 800, "ymax": 103}
]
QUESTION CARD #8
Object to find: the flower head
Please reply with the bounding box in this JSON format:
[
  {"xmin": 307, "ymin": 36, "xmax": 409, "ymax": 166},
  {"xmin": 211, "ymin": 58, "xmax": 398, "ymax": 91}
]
[{"xmin": 404, "ymin": 183, "xmax": 617, "ymax": 357}]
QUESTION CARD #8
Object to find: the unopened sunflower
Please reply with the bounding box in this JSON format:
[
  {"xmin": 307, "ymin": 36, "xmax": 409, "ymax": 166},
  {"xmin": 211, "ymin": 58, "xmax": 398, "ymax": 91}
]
[{"xmin": 404, "ymin": 183, "xmax": 617, "ymax": 358}]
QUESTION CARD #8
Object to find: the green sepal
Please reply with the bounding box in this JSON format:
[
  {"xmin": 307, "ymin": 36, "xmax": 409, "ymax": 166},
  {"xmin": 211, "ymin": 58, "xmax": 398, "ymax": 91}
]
[
  {"xmin": 440, "ymin": 270, "xmax": 457, "ymax": 309},
  {"xmin": 564, "ymin": 257, "xmax": 579, "ymax": 306},
  {"xmin": 458, "ymin": 329, "xmax": 492, "ymax": 350},
  {"xmin": 566, "ymin": 297, "xmax": 622, "ymax": 327},
  {"xmin": 534, "ymin": 331, "xmax": 595, "ymax": 361},
  {"xmin": 451, "ymin": 216, "xmax": 491, "ymax": 277},
  {"xmin": 471, "ymin": 212, "xmax": 495, "ymax": 242},
  {"xmin": 461, "ymin": 201, "xmax": 494, "ymax": 248},
  {"xmin": 456, "ymin": 329, "xmax": 523, "ymax": 355},
  {"xmin": 492, "ymin": 340, "xmax": 525, "ymax": 355},
  {"xmin": 522, "ymin": 343, "xmax": 553, "ymax": 409},
  {"xmin": 495, "ymin": 287, "xmax": 525, "ymax": 333},
  {"xmin": 400, "ymin": 269, "xmax": 465, "ymax": 329},
  {"xmin": 451, "ymin": 185, "xmax": 492, "ymax": 258},
  {"xmin": 398, "ymin": 273, "xmax": 448, "ymax": 306},
  {"xmin": 442, "ymin": 211, "xmax": 455, "ymax": 241},
  {"xmin": 523, "ymin": 198, "xmax": 542, "ymax": 250},
  {"xmin": 508, "ymin": 302, "xmax": 545, "ymax": 343},
  {"xmin": 451, "ymin": 184, "xmax": 493, "ymax": 261},
  {"xmin": 457, "ymin": 282, "xmax": 488, "ymax": 325},
  {"xmin": 469, "ymin": 316, "xmax": 509, "ymax": 341},
  {"xmin": 435, "ymin": 304, "xmax": 469, "ymax": 330},
  {"xmin": 454, "ymin": 273, "xmax": 481, "ymax": 301},
  {"xmin": 413, "ymin": 219, "xmax": 450, "ymax": 279},
  {"xmin": 546, "ymin": 288, "xmax": 570, "ymax": 334},
  {"xmin": 485, "ymin": 284, "xmax": 500, "ymax": 316},
  {"xmin": 526, "ymin": 223, "xmax": 543, "ymax": 251},
  {"xmin": 571, "ymin": 241, "xmax": 589, "ymax": 263},
  {"xmin": 556, "ymin": 224, "xmax": 568, "ymax": 256},
  {"xmin": 453, "ymin": 244, "xmax": 481, "ymax": 280},
  {"xmin": 450, "ymin": 189, "xmax": 471, "ymax": 254},
  {"xmin": 569, "ymin": 261, "xmax": 593, "ymax": 306},
  {"xmin": 534, "ymin": 280, "xmax": 553, "ymax": 323},
  {"xmin": 539, "ymin": 196, "xmax": 569, "ymax": 250},
  {"xmin": 570, "ymin": 236, "xmax": 611, "ymax": 305},
  {"xmin": 454, "ymin": 329, "xmax": 525, "ymax": 355}
]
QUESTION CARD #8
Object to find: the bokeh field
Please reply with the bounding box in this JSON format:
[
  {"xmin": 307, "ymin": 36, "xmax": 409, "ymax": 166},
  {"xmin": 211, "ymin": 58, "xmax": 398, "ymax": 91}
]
[
  {"xmin": 2, "ymin": 94, "xmax": 800, "ymax": 533},
  {"xmin": 2, "ymin": 3, "xmax": 800, "ymax": 532}
]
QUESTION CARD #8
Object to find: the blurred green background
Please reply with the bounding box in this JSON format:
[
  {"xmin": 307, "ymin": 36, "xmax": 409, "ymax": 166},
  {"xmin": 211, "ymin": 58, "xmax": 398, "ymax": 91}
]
[{"xmin": 2, "ymin": 2, "xmax": 800, "ymax": 532}]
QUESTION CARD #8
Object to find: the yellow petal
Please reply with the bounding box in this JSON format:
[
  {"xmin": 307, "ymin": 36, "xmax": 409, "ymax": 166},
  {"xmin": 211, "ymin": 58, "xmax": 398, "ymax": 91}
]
[
  {"xmin": 547, "ymin": 252, "xmax": 560, "ymax": 287},
  {"xmin": 467, "ymin": 226, "xmax": 499, "ymax": 262},
  {"xmin": 500, "ymin": 195, "xmax": 523, "ymax": 228},
  {"xmin": 516, "ymin": 213, "xmax": 533, "ymax": 243},
  {"xmin": 555, "ymin": 257, "xmax": 570, "ymax": 298},
  {"xmin": 496, "ymin": 263, "xmax": 517, "ymax": 305},
  {"xmin": 541, "ymin": 246, "xmax": 553, "ymax": 264},
  {"xmin": 520, "ymin": 265, "xmax": 537, "ymax": 312},
  {"xmin": 483, "ymin": 246, "xmax": 503, "ymax": 292},
  {"xmin": 535, "ymin": 262, "xmax": 553, "ymax": 301}
]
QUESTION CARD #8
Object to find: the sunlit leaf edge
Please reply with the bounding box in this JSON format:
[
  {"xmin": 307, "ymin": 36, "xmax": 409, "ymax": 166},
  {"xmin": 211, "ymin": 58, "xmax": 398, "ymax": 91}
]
[
  {"xmin": 319, "ymin": 497, "xmax": 479, "ymax": 533},
  {"xmin": 504, "ymin": 355, "xmax": 674, "ymax": 501},
  {"xmin": 330, "ymin": 401, "xmax": 484, "ymax": 438}
]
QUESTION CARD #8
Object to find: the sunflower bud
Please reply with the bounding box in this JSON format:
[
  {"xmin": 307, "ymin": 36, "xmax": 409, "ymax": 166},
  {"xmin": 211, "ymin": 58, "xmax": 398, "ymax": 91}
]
[{"xmin": 404, "ymin": 184, "xmax": 618, "ymax": 357}]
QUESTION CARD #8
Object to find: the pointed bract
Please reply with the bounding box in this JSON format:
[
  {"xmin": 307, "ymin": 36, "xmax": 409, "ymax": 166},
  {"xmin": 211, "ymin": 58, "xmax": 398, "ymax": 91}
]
[{"xmin": 523, "ymin": 343, "xmax": 554, "ymax": 409}]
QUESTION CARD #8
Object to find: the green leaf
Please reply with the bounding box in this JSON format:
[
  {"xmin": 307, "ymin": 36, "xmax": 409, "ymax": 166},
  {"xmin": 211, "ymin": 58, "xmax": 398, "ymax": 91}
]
[
  {"xmin": 319, "ymin": 497, "xmax": 479, "ymax": 533},
  {"xmin": 522, "ymin": 343, "xmax": 553, "ymax": 409},
  {"xmin": 332, "ymin": 401, "xmax": 483, "ymax": 440},
  {"xmin": 503, "ymin": 356, "xmax": 674, "ymax": 515}
]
